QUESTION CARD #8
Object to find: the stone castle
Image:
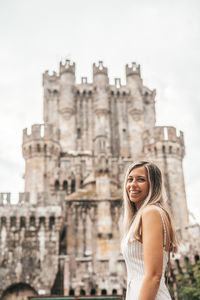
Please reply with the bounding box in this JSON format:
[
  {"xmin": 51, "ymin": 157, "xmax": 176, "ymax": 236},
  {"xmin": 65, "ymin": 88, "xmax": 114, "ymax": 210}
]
[{"xmin": 0, "ymin": 60, "xmax": 196, "ymax": 299}]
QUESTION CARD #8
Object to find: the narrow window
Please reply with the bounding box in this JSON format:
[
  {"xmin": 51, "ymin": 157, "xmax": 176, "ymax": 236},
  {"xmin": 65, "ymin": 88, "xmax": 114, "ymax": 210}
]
[
  {"xmin": 10, "ymin": 216, "xmax": 16, "ymax": 227},
  {"xmin": 20, "ymin": 216, "xmax": 26, "ymax": 228},
  {"xmin": 77, "ymin": 128, "xmax": 81, "ymax": 139},
  {"xmin": 30, "ymin": 216, "xmax": 35, "ymax": 227},
  {"xmin": 37, "ymin": 144, "xmax": 40, "ymax": 152},
  {"xmin": 49, "ymin": 216, "xmax": 55, "ymax": 230},
  {"xmin": 63, "ymin": 180, "xmax": 68, "ymax": 191},
  {"xmin": 71, "ymin": 179, "xmax": 75, "ymax": 193},
  {"xmin": 55, "ymin": 180, "xmax": 60, "ymax": 191}
]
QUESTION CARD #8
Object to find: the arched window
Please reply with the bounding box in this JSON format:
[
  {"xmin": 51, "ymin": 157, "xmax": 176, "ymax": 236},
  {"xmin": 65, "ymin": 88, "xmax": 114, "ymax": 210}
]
[
  {"xmin": 101, "ymin": 289, "xmax": 107, "ymax": 295},
  {"xmin": 162, "ymin": 145, "xmax": 166, "ymax": 153},
  {"xmin": 1, "ymin": 217, "xmax": 6, "ymax": 227},
  {"xmin": 49, "ymin": 216, "xmax": 55, "ymax": 230},
  {"xmin": 20, "ymin": 216, "xmax": 26, "ymax": 228},
  {"xmin": 37, "ymin": 144, "xmax": 40, "ymax": 152},
  {"xmin": 90, "ymin": 288, "xmax": 96, "ymax": 295},
  {"xmin": 29, "ymin": 145, "xmax": 32, "ymax": 154},
  {"xmin": 112, "ymin": 289, "xmax": 117, "ymax": 295},
  {"xmin": 69, "ymin": 289, "xmax": 75, "ymax": 296},
  {"xmin": 80, "ymin": 180, "xmax": 83, "ymax": 188},
  {"xmin": 10, "ymin": 216, "xmax": 16, "ymax": 227},
  {"xmin": 39, "ymin": 217, "xmax": 45, "ymax": 226},
  {"xmin": 169, "ymin": 146, "xmax": 172, "ymax": 154},
  {"xmin": 63, "ymin": 180, "xmax": 68, "ymax": 191},
  {"xmin": 30, "ymin": 216, "xmax": 35, "ymax": 227},
  {"xmin": 77, "ymin": 128, "xmax": 81, "ymax": 139},
  {"xmin": 71, "ymin": 179, "xmax": 76, "ymax": 193},
  {"xmin": 80, "ymin": 289, "xmax": 86, "ymax": 295},
  {"xmin": 44, "ymin": 144, "xmax": 47, "ymax": 153},
  {"xmin": 55, "ymin": 180, "xmax": 60, "ymax": 191}
]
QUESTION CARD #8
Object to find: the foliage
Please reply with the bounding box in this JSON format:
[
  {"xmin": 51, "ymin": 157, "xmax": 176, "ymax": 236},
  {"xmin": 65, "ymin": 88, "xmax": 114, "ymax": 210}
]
[{"xmin": 176, "ymin": 260, "xmax": 200, "ymax": 300}]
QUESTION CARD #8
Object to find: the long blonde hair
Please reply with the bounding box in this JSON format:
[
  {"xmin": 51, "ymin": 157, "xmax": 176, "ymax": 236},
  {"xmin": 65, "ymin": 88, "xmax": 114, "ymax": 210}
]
[{"xmin": 122, "ymin": 161, "xmax": 178, "ymax": 253}]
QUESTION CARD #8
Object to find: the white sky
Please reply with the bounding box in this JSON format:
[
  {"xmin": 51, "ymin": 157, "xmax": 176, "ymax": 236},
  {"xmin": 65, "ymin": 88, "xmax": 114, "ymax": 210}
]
[{"xmin": 0, "ymin": 0, "xmax": 199, "ymax": 221}]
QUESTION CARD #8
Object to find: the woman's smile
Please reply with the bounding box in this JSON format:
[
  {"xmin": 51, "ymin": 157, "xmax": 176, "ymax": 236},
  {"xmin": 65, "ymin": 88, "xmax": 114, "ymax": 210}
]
[{"xmin": 126, "ymin": 166, "xmax": 149, "ymax": 209}]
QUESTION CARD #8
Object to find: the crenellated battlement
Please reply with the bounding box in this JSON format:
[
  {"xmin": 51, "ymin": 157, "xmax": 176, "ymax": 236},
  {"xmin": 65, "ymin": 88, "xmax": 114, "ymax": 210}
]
[
  {"xmin": 59, "ymin": 59, "xmax": 75, "ymax": 75},
  {"xmin": 0, "ymin": 192, "xmax": 64, "ymax": 206},
  {"xmin": 43, "ymin": 70, "xmax": 59, "ymax": 84},
  {"xmin": 143, "ymin": 126, "xmax": 185, "ymax": 158},
  {"xmin": 23, "ymin": 124, "xmax": 60, "ymax": 143},
  {"xmin": 126, "ymin": 62, "xmax": 141, "ymax": 77},
  {"xmin": 93, "ymin": 61, "xmax": 108, "ymax": 76}
]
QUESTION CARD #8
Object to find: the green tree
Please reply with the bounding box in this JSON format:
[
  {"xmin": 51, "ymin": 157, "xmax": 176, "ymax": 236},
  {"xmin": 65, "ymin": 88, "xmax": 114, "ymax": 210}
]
[{"xmin": 176, "ymin": 260, "xmax": 200, "ymax": 300}]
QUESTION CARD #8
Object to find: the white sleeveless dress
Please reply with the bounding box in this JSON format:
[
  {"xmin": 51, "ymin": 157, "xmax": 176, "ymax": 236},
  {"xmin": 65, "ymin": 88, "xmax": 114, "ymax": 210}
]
[{"xmin": 121, "ymin": 208, "xmax": 172, "ymax": 300}]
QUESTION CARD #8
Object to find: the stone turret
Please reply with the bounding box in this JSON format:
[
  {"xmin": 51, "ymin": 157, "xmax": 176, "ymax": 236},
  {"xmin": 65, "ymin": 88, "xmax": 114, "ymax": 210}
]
[
  {"xmin": 22, "ymin": 124, "xmax": 60, "ymax": 198},
  {"xmin": 126, "ymin": 62, "xmax": 145, "ymax": 159},
  {"xmin": 43, "ymin": 71, "xmax": 59, "ymax": 127},
  {"xmin": 143, "ymin": 126, "xmax": 189, "ymax": 239},
  {"xmin": 59, "ymin": 59, "xmax": 76, "ymax": 152}
]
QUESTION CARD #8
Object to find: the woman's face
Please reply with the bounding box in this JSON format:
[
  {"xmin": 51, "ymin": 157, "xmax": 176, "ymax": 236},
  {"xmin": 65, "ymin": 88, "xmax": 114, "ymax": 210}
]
[{"xmin": 126, "ymin": 166, "xmax": 149, "ymax": 210}]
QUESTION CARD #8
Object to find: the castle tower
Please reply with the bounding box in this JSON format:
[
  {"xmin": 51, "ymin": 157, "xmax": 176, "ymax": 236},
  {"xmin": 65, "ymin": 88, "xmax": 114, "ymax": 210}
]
[
  {"xmin": 22, "ymin": 124, "xmax": 60, "ymax": 199},
  {"xmin": 125, "ymin": 62, "xmax": 145, "ymax": 160},
  {"xmin": 143, "ymin": 126, "xmax": 189, "ymax": 239},
  {"xmin": 43, "ymin": 71, "xmax": 59, "ymax": 128},
  {"xmin": 59, "ymin": 60, "xmax": 76, "ymax": 152}
]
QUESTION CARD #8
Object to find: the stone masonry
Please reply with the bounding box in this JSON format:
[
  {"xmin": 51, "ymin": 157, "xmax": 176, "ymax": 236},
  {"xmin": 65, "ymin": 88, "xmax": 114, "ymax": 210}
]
[{"xmin": 0, "ymin": 60, "xmax": 197, "ymax": 299}]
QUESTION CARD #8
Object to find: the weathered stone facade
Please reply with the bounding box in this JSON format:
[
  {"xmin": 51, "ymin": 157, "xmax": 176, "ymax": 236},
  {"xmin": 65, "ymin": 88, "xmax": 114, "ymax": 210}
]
[{"xmin": 0, "ymin": 60, "xmax": 197, "ymax": 299}]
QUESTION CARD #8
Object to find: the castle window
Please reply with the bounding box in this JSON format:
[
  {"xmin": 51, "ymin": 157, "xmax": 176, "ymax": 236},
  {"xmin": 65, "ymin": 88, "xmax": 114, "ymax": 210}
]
[
  {"xmin": 10, "ymin": 216, "xmax": 16, "ymax": 227},
  {"xmin": 71, "ymin": 179, "xmax": 76, "ymax": 193},
  {"xmin": 123, "ymin": 129, "xmax": 127, "ymax": 140},
  {"xmin": 101, "ymin": 289, "xmax": 107, "ymax": 295},
  {"xmin": 30, "ymin": 216, "xmax": 36, "ymax": 227},
  {"xmin": 37, "ymin": 144, "xmax": 41, "ymax": 152},
  {"xmin": 1, "ymin": 217, "xmax": 6, "ymax": 227},
  {"xmin": 195, "ymin": 254, "xmax": 199, "ymax": 262},
  {"xmin": 39, "ymin": 217, "xmax": 45, "ymax": 226},
  {"xmin": 77, "ymin": 128, "xmax": 81, "ymax": 139},
  {"xmin": 112, "ymin": 289, "xmax": 117, "ymax": 295},
  {"xmin": 20, "ymin": 216, "xmax": 26, "ymax": 228},
  {"xmin": 69, "ymin": 289, "xmax": 75, "ymax": 296},
  {"xmin": 55, "ymin": 180, "xmax": 60, "ymax": 191},
  {"xmin": 63, "ymin": 180, "xmax": 68, "ymax": 191},
  {"xmin": 91, "ymin": 288, "xmax": 96, "ymax": 295},
  {"xmin": 49, "ymin": 216, "xmax": 55, "ymax": 229},
  {"xmin": 80, "ymin": 289, "xmax": 86, "ymax": 295},
  {"xmin": 29, "ymin": 145, "xmax": 32, "ymax": 154}
]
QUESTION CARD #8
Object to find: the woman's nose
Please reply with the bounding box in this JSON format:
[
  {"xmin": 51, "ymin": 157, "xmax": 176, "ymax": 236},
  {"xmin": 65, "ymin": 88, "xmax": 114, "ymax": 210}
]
[{"xmin": 130, "ymin": 179, "xmax": 137, "ymax": 187}]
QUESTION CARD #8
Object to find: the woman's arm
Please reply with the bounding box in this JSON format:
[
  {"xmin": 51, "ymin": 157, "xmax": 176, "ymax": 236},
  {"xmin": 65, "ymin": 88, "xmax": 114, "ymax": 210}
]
[{"xmin": 138, "ymin": 206, "xmax": 164, "ymax": 300}]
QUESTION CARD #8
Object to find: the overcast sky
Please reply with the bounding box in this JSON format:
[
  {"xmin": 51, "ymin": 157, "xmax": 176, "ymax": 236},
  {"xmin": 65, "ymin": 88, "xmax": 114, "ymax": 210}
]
[{"xmin": 0, "ymin": 0, "xmax": 199, "ymax": 221}]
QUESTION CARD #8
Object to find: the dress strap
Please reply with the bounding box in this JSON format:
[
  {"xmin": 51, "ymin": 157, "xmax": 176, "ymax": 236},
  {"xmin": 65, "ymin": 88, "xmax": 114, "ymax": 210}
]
[{"xmin": 155, "ymin": 207, "xmax": 170, "ymax": 250}]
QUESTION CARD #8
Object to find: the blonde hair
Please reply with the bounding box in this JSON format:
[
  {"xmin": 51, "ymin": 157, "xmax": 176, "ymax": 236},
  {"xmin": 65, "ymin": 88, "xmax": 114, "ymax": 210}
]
[{"xmin": 122, "ymin": 161, "xmax": 178, "ymax": 253}]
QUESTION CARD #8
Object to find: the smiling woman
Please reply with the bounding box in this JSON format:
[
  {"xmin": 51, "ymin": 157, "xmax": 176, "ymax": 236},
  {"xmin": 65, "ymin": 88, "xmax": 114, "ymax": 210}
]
[{"xmin": 121, "ymin": 161, "xmax": 178, "ymax": 300}]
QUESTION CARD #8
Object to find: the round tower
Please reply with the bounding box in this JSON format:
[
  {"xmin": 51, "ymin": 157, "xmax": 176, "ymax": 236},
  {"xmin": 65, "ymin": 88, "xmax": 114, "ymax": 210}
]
[
  {"xmin": 43, "ymin": 71, "xmax": 59, "ymax": 127},
  {"xmin": 125, "ymin": 62, "xmax": 145, "ymax": 159},
  {"xmin": 143, "ymin": 126, "xmax": 189, "ymax": 240},
  {"xmin": 93, "ymin": 61, "xmax": 110, "ymax": 155},
  {"xmin": 59, "ymin": 59, "xmax": 76, "ymax": 152},
  {"xmin": 22, "ymin": 124, "xmax": 60, "ymax": 197}
]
